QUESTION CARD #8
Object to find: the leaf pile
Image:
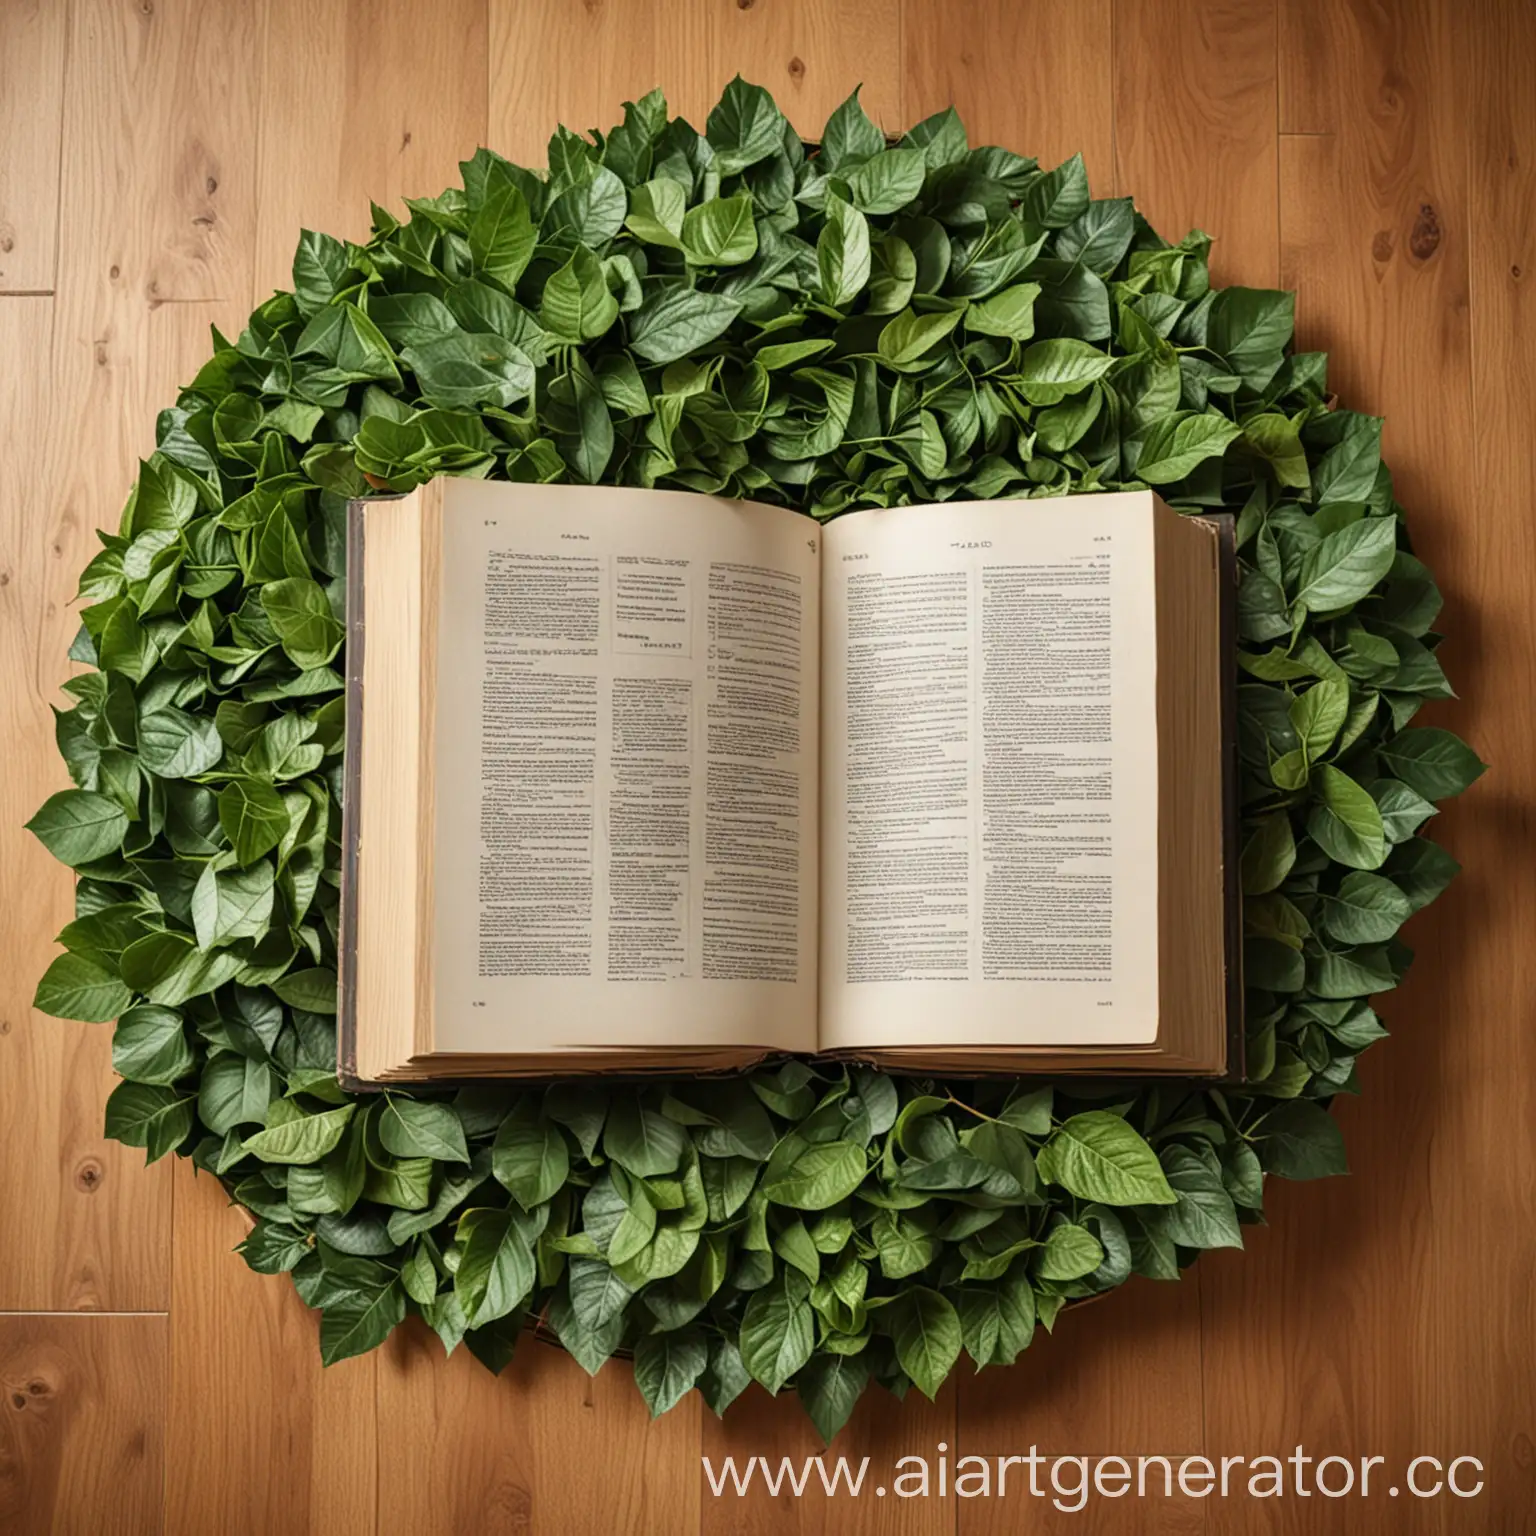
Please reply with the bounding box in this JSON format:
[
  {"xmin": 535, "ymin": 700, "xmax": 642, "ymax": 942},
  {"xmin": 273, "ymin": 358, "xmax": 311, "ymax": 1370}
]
[{"xmin": 29, "ymin": 79, "xmax": 1483, "ymax": 1441}]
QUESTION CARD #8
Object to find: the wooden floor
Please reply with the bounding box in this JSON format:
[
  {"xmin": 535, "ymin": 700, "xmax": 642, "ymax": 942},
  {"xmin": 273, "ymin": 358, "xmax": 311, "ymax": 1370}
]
[{"xmin": 1, "ymin": 0, "xmax": 1533, "ymax": 1530}]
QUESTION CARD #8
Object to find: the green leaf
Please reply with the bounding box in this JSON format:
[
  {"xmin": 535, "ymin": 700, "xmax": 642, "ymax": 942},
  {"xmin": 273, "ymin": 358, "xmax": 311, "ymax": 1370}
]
[
  {"xmin": 380, "ymin": 1098, "xmax": 470, "ymax": 1163},
  {"xmin": 1135, "ymin": 411, "xmax": 1241, "ymax": 484},
  {"xmin": 1241, "ymin": 811, "xmax": 1297, "ymax": 895},
  {"xmin": 1016, "ymin": 337, "xmax": 1114, "ymax": 406},
  {"xmin": 1289, "ymin": 677, "xmax": 1350, "ymax": 759},
  {"xmin": 320, "ymin": 1282, "xmax": 405, "ymax": 1365},
  {"xmin": 539, "ymin": 245, "xmax": 619, "ymax": 341},
  {"xmin": 492, "ymin": 1109, "xmax": 570, "ymax": 1208},
  {"xmin": 467, "ymin": 159, "xmax": 536, "ymax": 291},
  {"xmin": 633, "ymin": 1328, "xmax": 708, "ymax": 1417},
  {"xmin": 34, "ymin": 951, "xmax": 131, "ymax": 1022},
  {"xmin": 112, "ymin": 1004, "xmax": 195, "ymax": 1085},
  {"xmin": 1322, "ymin": 871, "xmax": 1412, "ymax": 944},
  {"xmin": 1309, "ymin": 765, "xmax": 1388, "ymax": 870},
  {"xmin": 27, "ymin": 790, "xmax": 129, "ymax": 867},
  {"xmin": 956, "ymin": 1275, "xmax": 1035, "ymax": 1367},
  {"xmin": 1036, "ymin": 1223, "xmax": 1104, "ymax": 1281},
  {"xmin": 292, "ymin": 229, "xmax": 347, "ymax": 315},
  {"xmin": 1377, "ymin": 728, "xmax": 1486, "ymax": 800},
  {"xmin": 845, "ymin": 149, "xmax": 926, "ymax": 215},
  {"xmin": 1056, "ymin": 197, "xmax": 1136, "ymax": 273},
  {"xmin": 1313, "ymin": 416, "xmax": 1383, "ymax": 504},
  {"xmin": 1156, "ymin": 1146, "xmax": 1243, "ymax": 1249},
  {"xmin": 965, "ymin": 281, "xmax": 1040, "ymax": 339},
  {"xmin": 741, "ymin": 1271, "xmax": 815, "ymax": 1398},
  {"xmin": 1019, "ymin": 152, "xmax": 1089, "ymax": 228},
  {"xmin": 700, "ymin": 1335, "xmax": 753, "ymax": 1417},
  {"xmin": 821, "ymin": 87, "xmax": 884, "ymax": 171},
  {"xmin": 628, "ymin": 287, "xmax": 742, "ymax": 365},
  {"xmin": 1207, "ymin": 287, "xmax": 1295, "ymax": 380},
  {"xmin": 1039, "ymin": 1112, "xmax": 1176, "ymax": 1206},
  {"xmin": 885, "ymin": 1287, "xmax": 961, "ymax": 1400},
  {"xmin": 797, "ymin": 1352, "xmax": 868, "ymax": 1444},
  {"xmin": 137, "ymin": 707, "xmax": 224, "ymax": 779},
  {"xmin": 901, "ymin": 107, "xmax": 968, "ymax": 171},
  {"xmin": 760, "ymin": 1141, "xmax": 867, "ymax": 1209},
  {"xmin": 1257, "ymin": 1100, "xmax": 1348, "ymax": 1180},
  {"xmin": 877, "ymin": 307, "xmax": 962, "ymax": 367},
  {"xmin": 625, "ymin": 178, "xmax": 686, "ymax": 248},
  {"xmin": 218, "ymin": 778, "xmax": 289, "ymax": 865},
  {"xmin": 270, "ymin": 968, "xmax": 338, "ymax": 1013},
  {"xmin": 191, "ymin": 859, "xmax": 274, "ymax": 949},
  {"xmin": 681, "ymin": 194, "xmax": 758, "ymax": 266},
  {"xmin": 818, "ymin": 193, "xmax": 871, "ymax": 309},
  {"xmin": 604, "ymin": 1098, "xmax": 687, "ymax": 1177},
  {"xmin": 400, "ymin": 1242, "xmax": 439, "ymax": 1306},
  {"xmin": 260, "ymin": 578, "xmax": 344, "ymax": 670},
  {"xmin": 706, "ymin": 76, "xmax": 787, "ymax": 175},
  {"xmin": 242, "ymin": 1105, "xmax": 354, "ymax": 1165},
  {"xmin": 1293, "ymin": 515, "xmax": 1398, "ymax": 613},
  {"xmin": 1243, "ymin": 412, "xmax": 1311, "ymax": 488},
  {"xmin": 455, "ymin": 1208, "xmax": 536, "ymax": 1326},
  {"xmin": 402, "ymin": 332, "xmax": 536, "ymax": 410},
  {"xmin": 104, "ymin": 1080, "xmax": 195, "ymax": 1161}
]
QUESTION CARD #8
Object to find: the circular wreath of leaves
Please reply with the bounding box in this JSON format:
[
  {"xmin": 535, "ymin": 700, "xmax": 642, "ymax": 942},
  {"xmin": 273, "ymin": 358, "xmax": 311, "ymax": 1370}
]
[{"xmin": 29, "ymin": 80, "xmax": 1485, "ymax": 1442}]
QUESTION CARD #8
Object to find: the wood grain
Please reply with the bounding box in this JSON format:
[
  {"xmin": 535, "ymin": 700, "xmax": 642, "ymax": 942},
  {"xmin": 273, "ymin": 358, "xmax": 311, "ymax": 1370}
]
[
  {"xmin": 0, "ymin": 0, "xmax": 268, "ymax": 1314},
  {"xmin": 905, "ymin": 0, "xmax": 1115, "ymax": 193},
  {"xmin": 376, "ymin": 1322, "xmax": 701, "ymax": 1534},
  {"xmin": 957, "ymin": 1282, "xmax": 1206, "ymax": 1535},
  {"xmin": 700, "ymin": 1380, "xmax": 954, "ymax": 1534},
  {"xmin": 1441, "ymin": 0, "xmax": 1536, "ymax": 1521},
  {"xmin": 488, "ymin": 0, "xmax": 716, "ymax": 165},
  {"xmin": 0, "ymin": 0, "xmax": 66, "ymax": 292},
  {"xmin": 708, "ymin": 0, "xmax": 904, "ymax": 140},
  {"xmin": 2, "ymin": 0, "xmax": 1536, "ymax": 1529},
  {"xmin": 1114, "ymin": 0, "xmax": 1279, "ymax": 287},
  {"xmin": 252, "ymin": 0, "xmax": 490, "ymax": 305},
  {"xmin": 1200, "ymin": 1, "xmax": 1515, "ymax": 1530},
  {"xmin": 0, "ymin": 1313, "xmax": 166, "ymax": 1536},
  {"xmin": 163, "ymin": 1166, "xmax": 376, "ymax": 1536}
]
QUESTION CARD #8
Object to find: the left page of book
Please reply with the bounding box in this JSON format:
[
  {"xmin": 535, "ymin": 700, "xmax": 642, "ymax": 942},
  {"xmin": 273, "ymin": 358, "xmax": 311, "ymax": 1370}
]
[{"xmin": 427, "ymin": 480, "xmax": 821, "ymax": 1055}]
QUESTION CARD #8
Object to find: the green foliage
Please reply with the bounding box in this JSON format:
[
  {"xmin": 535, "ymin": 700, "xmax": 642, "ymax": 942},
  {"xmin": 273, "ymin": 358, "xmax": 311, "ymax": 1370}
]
[{"xmin": 30, "ymin": 80, "xmax": 1482, "ymax": 1442}]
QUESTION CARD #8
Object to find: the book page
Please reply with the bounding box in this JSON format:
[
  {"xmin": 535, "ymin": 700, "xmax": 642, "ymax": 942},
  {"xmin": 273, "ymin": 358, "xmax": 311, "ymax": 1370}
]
[
  {"xmin": 430, "ymin": 480, "xmax": 820, "ymax": 1053},
  {"xmin": 819, "ymin": 493, "xmax": 1161, "ymax": 1049}
]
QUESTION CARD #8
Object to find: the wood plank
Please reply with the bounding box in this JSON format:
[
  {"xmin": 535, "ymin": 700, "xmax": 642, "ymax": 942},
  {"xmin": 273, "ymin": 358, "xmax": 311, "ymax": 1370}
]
[
  {"xmin": 0, "ymin": 1313, "xmax": 166, "ymax": 1536},
  {"xmin": 904, "ymin": 0, "xmax": 1114, "ymax": 193},
  {"xmin": 1439, "ymin": 0, "xmax": 1536, "ymax": 1523},
  {"xmin": 489, "ymin": 0, "xmax": 900, "ymax": 164},
  {"xmin": 375, "ymin": 1322, "xmax": 700, "ymax": 1534},
  {"xmin": 1276, "ymin": 0, "xmax": 1342, "ymax": 134},
  {"xmin": 487, "ymin": 0, "xmax": 715, "ymax": 166},
  {"xmin": 1114, "ymin": 0, "xmax": 1279, "ymax": 287},
  {"xmin": 1203, "ymin": 0, "xmax": 1495, "ymax": 1530},
  {"xmin": 708, "ymin": 0, "xmax": 903, "ymax": 140},
  {"xmin": 163, "ymin": 1165, "xmax": 376, "ymax": 1536},
  {"xmin": 1, "ymin": 0, "xmax": 264, "ymax": 1313},
  {"xmin": 252, "ymin": 0, "xmax": 490, "ymax": 305},
  {"xmin": 957, "ymin": 1281, "xmax": 1205, "ymax": 1534},
  {"xmin": 0, "ymin": 295, "xmax": 139, "ymax": 1315},
  {"xmin": 0, "ymin": 0, "xmax": 67, "ymax": 291},
  {"xmin": 699, "ymin": 1381, "xmax": 953, "ymax": 1534}
]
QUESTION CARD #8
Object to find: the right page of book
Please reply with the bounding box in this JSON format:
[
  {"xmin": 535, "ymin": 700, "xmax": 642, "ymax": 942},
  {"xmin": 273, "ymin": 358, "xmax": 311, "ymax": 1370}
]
[{"xmin": 819, "ymin": 492, "xmax": 1162, "ymax": 1050}]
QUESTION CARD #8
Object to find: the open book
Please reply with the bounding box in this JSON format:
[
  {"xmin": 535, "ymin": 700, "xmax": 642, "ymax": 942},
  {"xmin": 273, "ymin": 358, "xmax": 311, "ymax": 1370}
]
[{"xmin": 339, "ymin": 479, "xmax": 1239, "ymax": 1085}]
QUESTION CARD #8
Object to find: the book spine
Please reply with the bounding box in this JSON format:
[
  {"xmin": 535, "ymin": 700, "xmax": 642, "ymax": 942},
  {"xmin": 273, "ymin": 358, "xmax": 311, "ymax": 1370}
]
[
  {"xmin": 337, "ymin": 500, "xmax": 371, "ymax": 1092},
  {"xmin": 1214, "ymin": 512, "xmax": 1245, "ymax": 1084}
]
